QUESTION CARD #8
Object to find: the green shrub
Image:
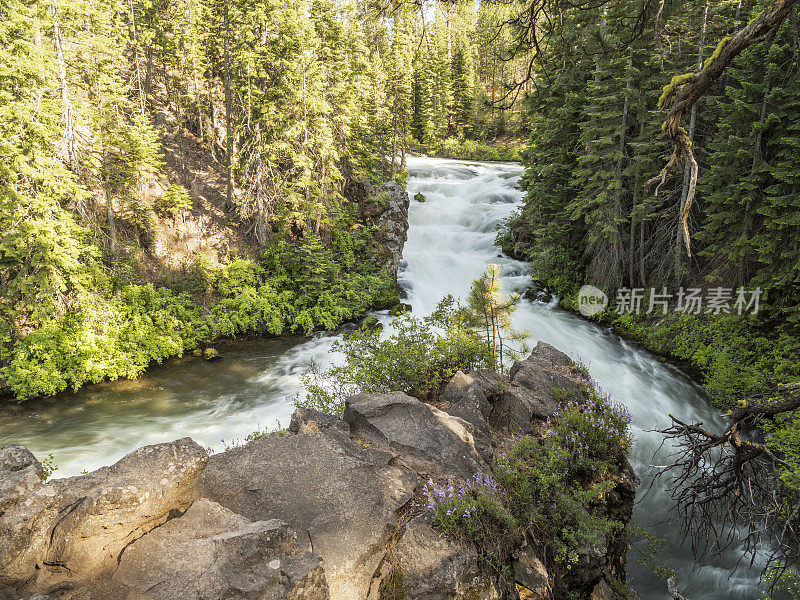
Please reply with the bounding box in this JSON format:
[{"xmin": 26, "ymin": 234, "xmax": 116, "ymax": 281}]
[
  {"xmin": 155, "ymin": 184, "xmax": 192, "ymax": 217},
  {"xmin": 296, "ymin": 296, "xmax": 493, "ymax": 413},
  {"xmin": 426, "ymin": 137, "xmax": 524, "ymax": 162},
  {"xmin": 41, "ymin": 453, "xmax": 58, "ymax": 481},
  {"xmin": 262, "ymin": 231, "xmax": 393, "ymax": 334},
  {"xmin": 1, "ymin": 220, "xmax": 398, "ymax": 399},
  {"xmin": 425, "ymin": 378, "xmax": 632, "ymax": 572}
]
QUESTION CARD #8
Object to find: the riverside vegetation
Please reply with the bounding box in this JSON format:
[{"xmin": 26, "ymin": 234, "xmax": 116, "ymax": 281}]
[
  {"xmin": 493, "ymin": 0, "xmax": 800, "ymax": 590},
  {"xmin": 4, "ymin": 0, "xmax": 800, "ymax": 594},
  {"xmin": 0, "ymin": 0, "xmax": 531, "ymax": 400},
  {"xmin": 297, "ymin": 269, "xmax": 635, "ymax": 598}
]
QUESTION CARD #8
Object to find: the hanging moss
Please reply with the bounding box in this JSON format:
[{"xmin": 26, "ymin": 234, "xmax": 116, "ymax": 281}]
[
  {"xmin": 702, "ymin": 36, "xmax": 731, "ymax": 71},
  {"xmin": 658, "ymin": 72, "xmax": 696, "ymax": 109}
]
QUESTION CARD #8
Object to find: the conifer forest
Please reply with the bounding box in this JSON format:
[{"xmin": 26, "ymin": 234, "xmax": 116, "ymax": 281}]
[{"xmin": 1, "ymin": 0, "xmax": 800, "ymax": 596}]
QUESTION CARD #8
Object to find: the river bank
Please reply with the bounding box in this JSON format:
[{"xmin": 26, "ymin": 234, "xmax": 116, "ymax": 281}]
[
  {"xmin": 0, "ymin": 179, "xmax": 411, "ymax": 403},
  {"xmin": 0, "ymin": 342, "xmax": 636, "ymax": 600},
  {"xmin": 0, "ymin": 157, "xmax": 770, "ymax": 599}
]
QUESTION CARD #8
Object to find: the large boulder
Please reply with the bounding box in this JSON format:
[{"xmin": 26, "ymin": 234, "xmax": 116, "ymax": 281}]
[
  {"xmin": 439, "ymin": 369, "xmax": 506, "ymax": 439},
  {"xmin": 497, "ymin": 342, "xmax": 585, "ymax": 434},
  {"xmin": 196, "ymin": 427, "xmax": 417, "ymax": 600},
  {"xmin": 389, "ymin": 515, "xmax": 503, "ymax": 600},
  {"xmin": 0, "ymin": 444, "xmax": 53, "ymax": 589},
  {"xmin": 0, "ymin": 439, "xmax": 207, "ymax": 590},
  {"xmin": 344, "ymin": 392, "xmax": 492, "ymax": 480},
  {"xmin": 112, "ymin": 498, "xmax": 328, "ymax": 600}
]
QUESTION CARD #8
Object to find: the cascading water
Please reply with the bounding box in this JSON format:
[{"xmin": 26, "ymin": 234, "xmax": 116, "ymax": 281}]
[{"xmin": 0, "ymin": 156, "xmax": 765, "ymax": 599}]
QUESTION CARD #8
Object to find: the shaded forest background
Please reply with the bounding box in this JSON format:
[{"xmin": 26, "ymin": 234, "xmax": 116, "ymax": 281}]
[{"xmin": 500, "ymin": 0, "xmax": 800, "ymax": 402}]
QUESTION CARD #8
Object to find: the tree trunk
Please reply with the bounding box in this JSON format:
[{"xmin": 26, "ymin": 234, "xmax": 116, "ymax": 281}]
[
  {"xmin": 223, "ymin": 0, "xmax": 234, "ymax": 212},
  {"xmin": 615, "ymin": 51, "xmax": 632, "ymax": 284},
  {"xmin": 50, "ymin": 2, "xmax": 79, "ymax": 176},
  {"xmin": 145, "ymin": 44, "xmax": 153, "ymax": 107},
  {"xmin": 739, "ymin": 86, "xmax": 770, "ymax": 285},
  {"xmin": 675, "ymin": 0, "xmax": 709, "ymax": 277},
  {"xmin": 105, "ymin": 177, "xmax": 117, "ymax": 252},
  {"xmin": 128, "ymin": 0, "xmax": 145, "ymax": 116}
]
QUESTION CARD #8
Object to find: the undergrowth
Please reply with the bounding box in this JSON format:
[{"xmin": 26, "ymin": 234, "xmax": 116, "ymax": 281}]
[{"xmin": 425, "ymin": 378, "xmax": 632, "ymax": 574}]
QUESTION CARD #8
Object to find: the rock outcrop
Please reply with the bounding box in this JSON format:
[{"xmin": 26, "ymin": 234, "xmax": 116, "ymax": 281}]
[
  {"xmin": 1, "ymin": 438, "xmax": 207, "ymax": 592},
  {"xmin": 344, "ymin": 391, "xmax": 492, "ymax": 479},
  {"xmin": 113, "ymin": 498, "xmax": 327, "ymax": 600},
  {"xmin": 196, "ymin": 427, "xmax": 416, "ymax": 600},
  {"xmin": 390, "ymin": 515, "xmax": 507, "ymax": 600},
  {"xmin": 1, "ymin": 342, "xmax": 635, "ymax": 600},
  {"xmin": 439, "ymin": 341, "xmax": 587, "ymax": 436},
  {"xmin": 347, "ymin": 179, "xmax": 410, "ymax": 277}
]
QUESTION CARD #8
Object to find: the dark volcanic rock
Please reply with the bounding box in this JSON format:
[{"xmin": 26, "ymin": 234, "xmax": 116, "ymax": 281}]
[
  {"xmin": 514, "ymin": 544, "xmax": 549, "ymax": 596},
  {"xmin": 392, "ymin": 515, "xmax": 497, "ymax": 600},
  {"xmin": 351, "ymin": 179, "xmax": 410, "ymax": 277},
  {"xmin": 498, "ymin": 341, "xmax": 585, "ymax": 433},
  {"xmin": 113, "ymin": 498, "xmax": 328, "ymax": 600},
  {"xmin": 439, "ymin": 369, "xmax": 505, "ymax": 441},
  {"xmin": 0, "ymin": 438, "xmax": 207, "ymax": 590}
]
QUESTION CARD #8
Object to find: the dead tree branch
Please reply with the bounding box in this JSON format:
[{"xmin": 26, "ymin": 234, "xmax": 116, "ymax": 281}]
[
  {"xmin": 654, "ymin": 383, "xmax": 800, "ymax": 583},
  {"xmin": 650, "ymin": 0, "xmax": 797, "ymax": 256}
]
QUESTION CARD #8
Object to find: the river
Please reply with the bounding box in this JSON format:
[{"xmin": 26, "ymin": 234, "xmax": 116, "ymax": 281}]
[{"xmin": 0, "ymin": 156, "xmax": 766, "ymax": 599}]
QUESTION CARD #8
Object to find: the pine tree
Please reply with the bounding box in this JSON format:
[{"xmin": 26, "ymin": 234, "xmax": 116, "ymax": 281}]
[
  {"xmin": 451, "ymin": 33, "xmax": 473, "ymax": 136},
  {"xmin": 467, "ymin": 264, "xmax": 526, "ymax": 371}
]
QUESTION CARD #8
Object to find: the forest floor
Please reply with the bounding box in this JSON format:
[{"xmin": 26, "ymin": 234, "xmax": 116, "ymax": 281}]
[{"xmin": 135, "ymin": 113, "xmax": 258, "ymax": 285}]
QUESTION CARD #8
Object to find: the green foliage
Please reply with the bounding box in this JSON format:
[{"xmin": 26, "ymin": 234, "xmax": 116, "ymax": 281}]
[
  {"xmin": 606, "ymin": 311, "xmax": 799, "ymax": 407},
  {"xmin": 426, "ymin": 378, "xmax": 632, "ymax": 572},
  {"xmin": 2, "ymin": 228, "xmax": 394, "ymax": 398},
  {"xmin": 155, "ymin": 184, "xmax": 193, "ymax": 217},
  {"xmin": 763, "ymin": 409, "xmax": 800, "ymax": 494},
  {"xmin": 41, "ymin": 453, "xmax": 58, "ymax": 481},
  {"xmin": 297, "ymin": 296, "xmax": 493, "ymax": 413},
  {"xmin": 761, "ymin": 567, "xmax": 800, "ymax": 599},
  {"xmin": 261, "ymin": 229, "xmax": 394, "ymax": 334},
  {"xmin": 630, "ymin": 526, "xmax": 676, "ymax": 580},
  {"xmin": 419, "ymin": 137, "xmax": 524, "ymax": 162},
  {"xmin": 467, "ymin": 264, "xmax": 528, "ymax": 370}
]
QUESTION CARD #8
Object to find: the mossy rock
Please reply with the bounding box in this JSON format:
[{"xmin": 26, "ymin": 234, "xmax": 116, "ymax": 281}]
[
  {"xmin": 378, "ymin": 566, "xmax": 405, "ymax": 600},
  {"xmin": 192, "ymin": 348, "xmax": 203, "ymax": 357},
  {"xmin": 360, "ymin": 316, "xmax": 383, "ymax": 332},
  {"xmin": 373, "ymin": 287, "xmax": 401, "ymax": 311},
  {"xmin": 389, "ymin": 303, "xmax": 411, "ymax": 317},
  {"xmin": 413, "ymin": 191, "xmax": 426, "ymax": 203},
  {"xmin": 203, "ymin": 347, "xmax": 222, "ymax": 361}
]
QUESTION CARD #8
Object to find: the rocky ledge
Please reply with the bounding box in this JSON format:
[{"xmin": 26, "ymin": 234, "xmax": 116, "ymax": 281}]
[
  {"xmin": 0, "ymin": 343, "xmax": 636, "ymax": 600},
  {"xmin": 345, "ymin": 178, "xmax": 410, "ymax": 278}
]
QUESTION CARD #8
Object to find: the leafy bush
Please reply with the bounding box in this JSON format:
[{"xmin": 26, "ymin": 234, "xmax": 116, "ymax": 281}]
[
  {"xmin": 424, "ymin": 137, "xmax": 524, "ymax": 162},
  {"xmin": 544, "ymin": 379, "xmax": 633, "ymax": 480},
  {"xmin": 425, "ymin": 377, "xmax": 632, "ymax": 572},
  {"xmin": 2, "ymin": 222, "xmax": 398, "ymax": 398},
  {"xmin": 262, "ymin": 231, "xmax": 394, "ymax": 334},
  {"xmin": 296, "ymin": 297, "xmax": 493, "ymax": 413},
  {"xmin": 606, "ymin": 311, "xmax": 800, "ymax": 407},
  {"xmin": 424, "ymin": 470, "xmax": 519, "ymax": 570}
]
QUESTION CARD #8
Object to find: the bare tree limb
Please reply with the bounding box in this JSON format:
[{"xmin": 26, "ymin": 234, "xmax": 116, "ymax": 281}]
[
  {"xmin": 653, "ymin": 383, "xmax": 800, "ymax": 584},
  {"xmin": 651, "ymin": 0, "xmax": 798, "ymax": 256}
]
